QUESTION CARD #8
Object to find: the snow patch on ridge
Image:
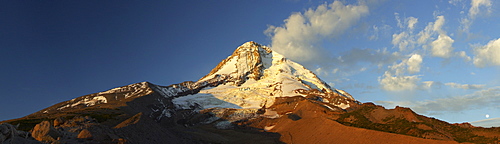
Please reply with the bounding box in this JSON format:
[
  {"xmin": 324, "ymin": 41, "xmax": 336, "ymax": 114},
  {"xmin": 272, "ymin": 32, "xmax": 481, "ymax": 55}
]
[
  {"xmin": 99, "ymin": 82, "xmax": 152, "ymax": 99},
  {"xmin": 57, "ymin": 82, "xmax": 152, "ymax": 111},
  {"xmin": 71, "ymin": 96, "xmax": 107, "ymax": 107},
  {"xmin": 57, "ymin": 96, "xmax": 108, "ymax": 110}
]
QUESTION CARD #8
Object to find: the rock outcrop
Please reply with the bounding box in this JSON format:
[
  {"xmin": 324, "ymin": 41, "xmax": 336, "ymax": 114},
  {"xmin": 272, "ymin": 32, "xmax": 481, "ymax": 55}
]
[
  {"xmin": 0, "ymin": 123, "xmax": 39, "ymax": 144},
  {"xmin": 31, "ymin": 121, "xmax": 61, "ymax": 143},
  {"xmin": 77, "ymin": 129, "xmax": 92, "ymax": 139}
]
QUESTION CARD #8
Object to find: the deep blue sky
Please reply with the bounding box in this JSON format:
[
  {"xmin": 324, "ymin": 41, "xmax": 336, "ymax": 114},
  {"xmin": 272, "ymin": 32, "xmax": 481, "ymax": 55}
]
[
  {"xmin": 0, "ymin": 0, "xmax": 316, "ymax": 120},
  {"xmin": 1, "ymin": 0, "xmax": 499, "ymax": 127}
]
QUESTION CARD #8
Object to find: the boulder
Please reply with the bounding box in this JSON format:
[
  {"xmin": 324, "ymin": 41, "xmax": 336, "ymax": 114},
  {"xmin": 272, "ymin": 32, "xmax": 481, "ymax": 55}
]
[
  {"xmin": 53, "ymin": 117, "xmax": 65, "ymax": 127},
  {"xmin": 31, "ymin": 121, "xmax": 60, "ymax": 142},
  {"xmin": 77, "ymin": 129, "xmax": 92, "ymax": 139}
]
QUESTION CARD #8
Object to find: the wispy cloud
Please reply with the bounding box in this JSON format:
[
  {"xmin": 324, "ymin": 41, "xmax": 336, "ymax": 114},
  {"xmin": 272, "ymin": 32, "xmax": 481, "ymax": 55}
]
[
  {"xmin": 334, "ymin": 48, "xmax": 401, "ymax": 68},
  {"xmin": 469, "ymin": 0, "xmax": 492, "ymax": 18},
  {"xmin": 460, "ymin": 0, "xmax": 492, "ymax": 33},
  {"xmin": 392, "ymin": 13, "xmax": 419, "ymax": 52},
  {"xmin": 377, "ymin": 86, "xmax": 500, "ymax": 114},
  {"xmin": 420, "ymin": 81, "xmax": 443, "ymax": 90},
  {"xmin": 470, "ymin": 117, "xmax": 500, "ymax": 127},
  {"xmin": 445, "ymin": 82, "xmax": 485, "ymax": 90},
  {"xmin": 368, "ymin": 24, "xmax": 392, "ymax": 41}
]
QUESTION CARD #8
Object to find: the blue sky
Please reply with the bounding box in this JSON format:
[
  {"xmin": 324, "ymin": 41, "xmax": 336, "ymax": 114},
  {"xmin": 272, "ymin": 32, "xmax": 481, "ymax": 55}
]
[{"xmin": 1, "ymin": 0, "xmax": 499, "ymax": 126}]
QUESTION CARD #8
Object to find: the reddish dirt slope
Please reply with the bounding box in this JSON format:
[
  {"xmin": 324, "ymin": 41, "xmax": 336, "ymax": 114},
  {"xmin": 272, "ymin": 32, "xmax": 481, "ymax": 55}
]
[
  {"xmin": 271, "ymin": 117, "xmax": 458, "ymax": 144},
  {"xmin": 241, "ymin": 97, "xmax": 462, "ymax": 144}
]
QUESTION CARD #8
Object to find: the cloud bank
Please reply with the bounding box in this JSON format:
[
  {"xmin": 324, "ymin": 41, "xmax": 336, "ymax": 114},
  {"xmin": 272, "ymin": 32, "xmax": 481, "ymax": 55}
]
[{"xmin": 377, "ymin": 86, "xmax": 500, "ymax": 114}]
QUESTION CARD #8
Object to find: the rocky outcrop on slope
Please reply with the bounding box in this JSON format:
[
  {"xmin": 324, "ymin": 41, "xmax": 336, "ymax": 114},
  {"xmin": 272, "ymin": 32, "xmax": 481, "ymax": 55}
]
[
  {"xmin": 31, "ymin": 121, "xmax": 61, "ymax": 142},
  {"xmin": 0, "ymin": 123, "xmax": 39, "ymax": 144}
]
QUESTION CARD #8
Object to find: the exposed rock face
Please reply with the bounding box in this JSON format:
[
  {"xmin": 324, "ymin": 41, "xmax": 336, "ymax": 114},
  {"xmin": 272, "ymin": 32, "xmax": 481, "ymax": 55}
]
[
  {"xmin": 114, "ymin": 112, "xmax": 142, "ymax": 129},
  {"xmin": 31, "ymin": 121, "xmax": 60, "ymax": 142}
]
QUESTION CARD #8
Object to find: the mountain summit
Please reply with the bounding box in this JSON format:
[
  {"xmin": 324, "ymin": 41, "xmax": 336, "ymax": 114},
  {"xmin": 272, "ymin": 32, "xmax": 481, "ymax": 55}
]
[
  {"xmin": 2, "ymin": 41, "xmax": 498, "ymax": 144},
  {"xmin": 176, "ymin": 41, "xmax": 357, "ymax": 111}
]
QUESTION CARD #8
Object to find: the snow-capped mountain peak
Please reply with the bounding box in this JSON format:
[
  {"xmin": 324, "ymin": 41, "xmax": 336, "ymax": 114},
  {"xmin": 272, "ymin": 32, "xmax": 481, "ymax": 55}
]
[
  {"xmin": 198, "ymin": 41, "xmax": 332, "ymax": 90},
  {"xmin": 174, "ymin": 41, "xmax": 357, "ymax": 110},
  {"xmin": 199, "ymin": 41, "xmax": 271, "ymax": 83}
]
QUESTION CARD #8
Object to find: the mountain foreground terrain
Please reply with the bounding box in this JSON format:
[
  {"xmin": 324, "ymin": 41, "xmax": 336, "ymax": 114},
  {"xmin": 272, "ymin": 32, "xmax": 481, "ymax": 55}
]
[{"xmin": 1, "ymin": 42, "xmax": 499, "ymax": 143}]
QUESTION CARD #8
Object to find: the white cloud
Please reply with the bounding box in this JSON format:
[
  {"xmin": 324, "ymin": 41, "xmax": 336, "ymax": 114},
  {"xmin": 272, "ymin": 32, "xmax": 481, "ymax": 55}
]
[
  {"xmin": 379, "ymin": 72, "xmax": 420, "ymax": 91},
  {"xmin": 407, "ymin": 54, "xmax": 422, "ymax": 74},
  {"xmin": 427, "ymin": 16, "xmax": 455, "ymax": 58},
  {"xmin": 473, "ymin": 38, "xmax": 500, "ymax": 67},
  {"xmin": 378, "ymin": 54, "xmax": 423, "ymax": 91},
  {"xmin": 377, "ymin": 86, "xmax": 500, "ymax": 114},
  {"xmin": 445, "ymin": 82, "xmax": 485, "ymax": 89},
  {"xmin": 265, "ymin": 1, "xmax": 369, "ymax": 63},
  {"xmin": 417, "ymin": 15, "xmax": 448, "ymax": 45},
  {"xmin": 431, "ymin": 34, "xmax": 454, "ymax": 58},
  {"xmin": 403, "ymin": 15, "xmax": 456, "ymax": 59},
  {"xmin": 393, "ymin": 15, "xmax": 454, "ymax": 55}
]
